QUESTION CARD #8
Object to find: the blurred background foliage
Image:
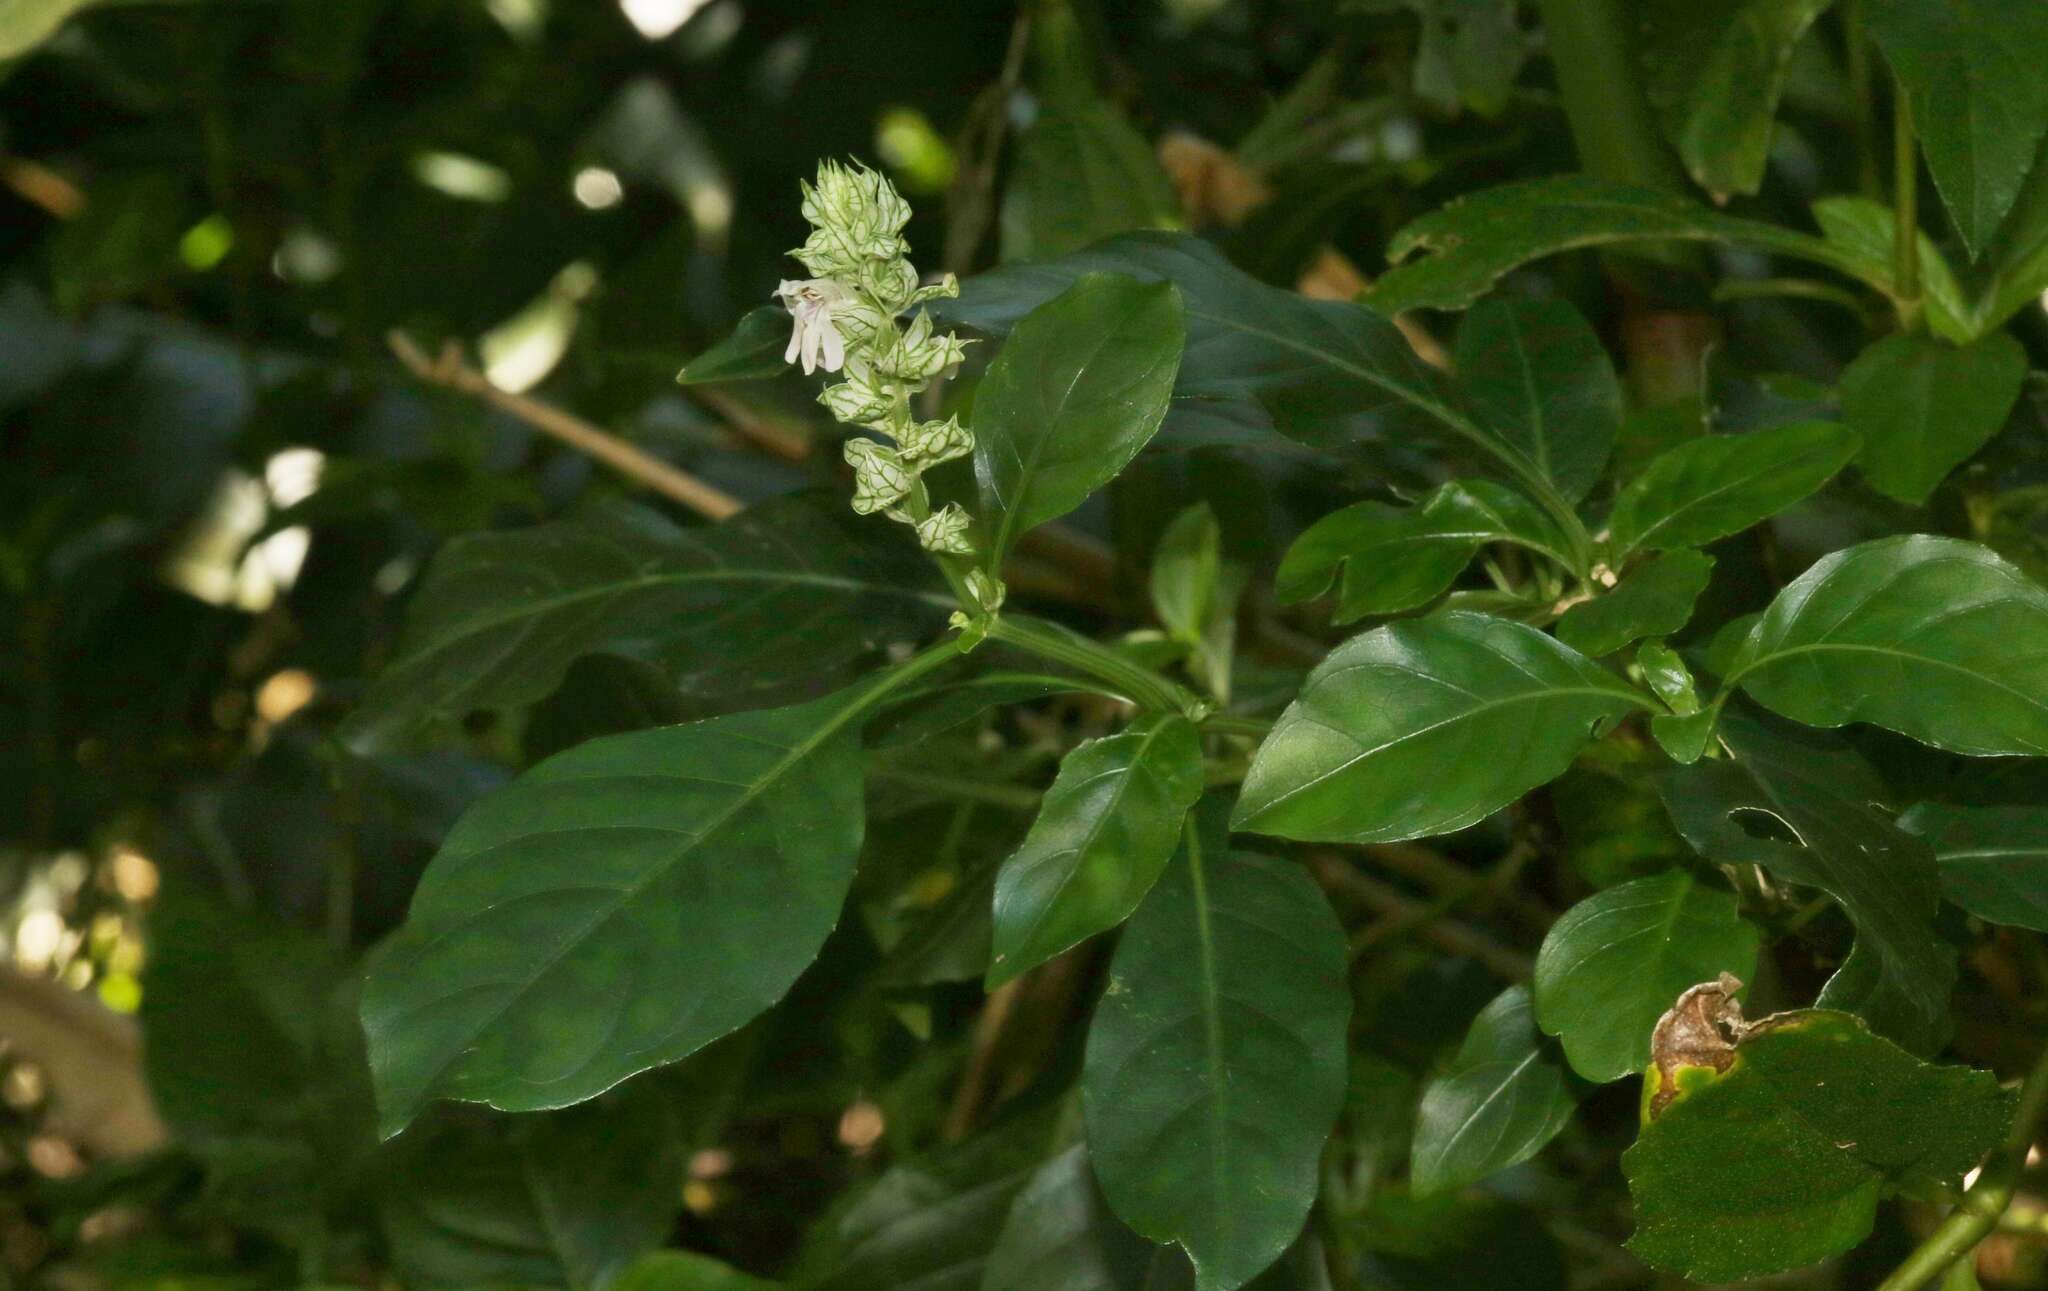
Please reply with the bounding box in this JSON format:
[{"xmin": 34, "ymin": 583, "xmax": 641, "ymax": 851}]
[{"xmin": 4, "ymin": 0, "xmax": 2046, "ymax": 1288}]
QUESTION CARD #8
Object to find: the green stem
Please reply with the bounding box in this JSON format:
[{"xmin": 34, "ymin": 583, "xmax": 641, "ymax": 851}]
[
  {"xmin": 988, "ymin": 614, "xmax": 1204, "ymax": 718},
  {"xmin": 1534, "ymin": 0, "xmax": 1685, "ymax": 192},
  {"xmin": 1845, "ymin": 0, "xmax": 1884, "ymax": 199},
  {"xmin": 1893, "ymin": 78, "xmax": 1923, "ymax": 332},
  {"xmin": 1874, "ymin": 1039, "xmax": 2048, "ymax": 1291},
  {"xmin": 1712, "ymin": 277, "xmax": 1875, "ymax": 319},
  {"xmin": 1201, "ymin": 714, "xmax": 1274, "ymax": 740},
  {"xmin": 869, "ymin": 766, "xmax": 1043, "ymax": 811}
]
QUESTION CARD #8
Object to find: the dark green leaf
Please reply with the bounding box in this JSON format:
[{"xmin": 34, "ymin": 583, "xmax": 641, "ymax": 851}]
[
  {"xmin": 1003, "ymin": 101, "xmax": 1180, "ymax": 262},
  {"xmin": 362, "ymin": 657, "xmax": 944, "ymax": 1136},
  {"xmin": 1624, "ymin": 1010, "xmax": 2013, "ymax": 1281},
  {"xmin": 1725, "ymin": 535, "xmax": 2048, "ymax": 755},
  {"xmin": 1900, "ymin": 802, "xmax": 2048, "ymax": 932},
  {"xmin": 1084, "ymin": 825, "xmax": 1350, "ymax": 1291},
  {"xmin": 982, "ymin": 1145, "xmax": 1153, "ymax": 1291},
  {"xmin": 1455, "ymin": 298, "xmax": 1620, "ymax": 502},
  {"xmin": 1555, "ymin": 551, "xmax": 1714, "ymax": 657},
  {"xmin": 674, "ymin": 307, "xmax": 792, "ymax": 385},
  {"xmin": 1839, "ymin": 331, "xmax": 2026, "ymax": 504},
  {"xmin": 1410, "ymin": 986, "xmax": 1581, "ymax": 1197},
  {"xmin": 1276, "ymin": 481, "xmax": 1568, "ymax": 623},
  {"xmin": 1407, "ymin": 0, "xmax": 1527, "ymax": 117},
  {"xmin": 610, "ymin": 1251, "xmax": 778, "ymax": 1291},
  {"xmin": 1660, "ymin": 713, "xmax": 1955, "ymax": 1051},
  {"xmin": 1533, "ymin": 871, "xmax": 1760, "ymax": 1082},
  {"xmin": 976, "ymin": 274, "xmax": 1185, "ymax": 564},
  {"xmin": 987, "ymin": 713, "xmax": 1205, "ymax": 988},
  {"xmin": 378, "ymin": 1086, "xmax": 683, "ymax": 1290},
  {"xmin": 1641, "ymin": 0, "xmax": 1836, "ymax": 198},
  {"xmin": 1235, "ymin": 612, "xmax": 1646, "ymax": 844},
  {"xmin": 941, "ymin": 233, "xmax": 1467, "ymax": 454},
  {"xmin": 1606, "ymin": 421, "xmax": 1859, "ymax": 556},
  {"xmin": 341, "ymin": 495, "xmax": 944, "ymax": 753},
  {"xmin": 1368, "ymin": 177, "xmax": 1879, "ymax": 314},
  {"xmin": 1866, "ymin": 0, "xmax": 2048, "ymax": 257}
]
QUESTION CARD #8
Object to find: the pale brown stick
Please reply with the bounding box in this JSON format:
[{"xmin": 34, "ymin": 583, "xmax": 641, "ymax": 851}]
[{"xmin": 388, "ymin": 331, "xmax": 743, "ymax": 521}]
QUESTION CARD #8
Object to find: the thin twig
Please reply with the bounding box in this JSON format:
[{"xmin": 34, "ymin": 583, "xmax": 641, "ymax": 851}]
[
  {"xmin": 1311, "ymin": 857, "xmax": 1534, "ymax": 980},
  {"xmin": 388, "ymin": 331, "xmax": 743, "ymax": 520}
]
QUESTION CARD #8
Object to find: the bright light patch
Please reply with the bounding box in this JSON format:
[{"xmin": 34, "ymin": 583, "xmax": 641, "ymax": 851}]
[
  {"xmin": 619, "ymin": 0, "xmax": 708, "ymax": 40},
  {"xmin": 480, "ymin": 261, "xmax": 599, "ymax": 393},
  {"xmin": 573, "ymin": 166, "xmax": 625, "ymax": 209},
  {"xmin": 178, "ymin": 214, "xmax": 233, "ymax": 271},
  {"xmin": 273, "ymin": 228, "xmax": 342, "ymax": 283},
  {"xmin": 413, "ymin": 151, "xmax": 512, "ymax": 202},
  {"xmin": 265, "ymin": 446, "xmax": 325, "ymax": 508},
  {"xmin": 875, "ymin": 108, "xmax": 957, "ymax": 193},
  {"xmin": 485, "ymin": 0, "xmax": 546, "ymax": 39}
]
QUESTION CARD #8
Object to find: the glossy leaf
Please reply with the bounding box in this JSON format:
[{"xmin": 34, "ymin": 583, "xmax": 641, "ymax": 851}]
[
  {"xmin": 1533, "ymin": 871, "xmax": 1760, "ymax": 1082},
  {"xmin": 1725, "ymin": 535, "xmax": 2048, "ymax": 756},
  {"xmin": 982, "ymin": 1145, "xmax": 1152, "ymax": 1291},
  {"xmin": 1410, "ymin": 986, "xmax": 1581, "ymax": 1197},
  {"xmin": 1866, "ymin": 0, "xmax": 2048, "ymax": 257},
  {"xmin": 1454, "ymin": 297, "xmax": 1620, "ymax": 502},
  {"xmin": 1900, "ymin": 802, "xmax": 2048, "ymax": 932},
  {"xmin": 986, "ymin": 713, "xmax": 1206, "ymax": 988},
  {"xmin": 1555, "ymin": 552, "xmax": 1714, "ymax": 658},
  {"xmin": 1276, "ymin": 481, "xmax": 1568, "ymax": 623},
  {"xmin": 362, "ymin": 656, "xmax": 946, "ymax": 1136},
  {"xmin": 378, "ymin": 1086, "xmax": 683, "ymax": 1290},
  {"xmin": 976, "ymin": 274, "xmax": 1185, "ymax": 563},
  {"xmin": 1234, "ymin": 612, "xmax": 1646, "ymax": 845},
  {"xmin": 1839, "ymin": 331, "xmax": 2026, "ymax": 504},
  {"xmin": 341, "ymin": 495, "xmax": 944, "ymax": 752},
  {"xmin": 1368, "ymin": 176, "xmax": 1879, "ymax": 314},
  {"xmin": 1641, "ymin": 0, "xmax": 1835, "ymax": 197},
  {"xmin": 1625, "ymin": 1010, "xmax": 2013, "ymax": 1281},
  {"xmin": 1083, "ymin": 826, "xmax": 1350, "ymax": 1291},
  {"xmin": 674, "ymin": 306, "xmax": 792, "ymax": 385},
  {"xmin": 1606, "ymin": 421, "xmax": 1859, "ymax": 556},
  {"xmin": 941, "ymin": 232, "xmax": 1467, "ymax": 453},
  {"xmin": 1660, "ymin": 713, "xmax": 1955, "ymax": 1052}
]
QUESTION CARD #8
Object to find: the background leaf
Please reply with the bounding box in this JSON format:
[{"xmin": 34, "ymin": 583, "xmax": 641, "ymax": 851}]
[
  {"xmin": 1083, "ymin": 825, "xmax": 1350, "ymax": 1291},
  {"xmin": 1839, "ymin": 331, "xmax": 2026, "ymax": 504},
  {"xmin": 1660, "ymin": 713, "xmax": 1955, "ymax": 1051},
  {"xmin": 942, "ymin": 233, "xmax": 1464, "ymax": 453},
  {"xmin": 342, "ymin": 496, "xmax": 944, "ymax": 752},
  {"xmin": 674, "ymin": 306, "xmax": 792, "ymax": 385},
  {"xmin": 1554, "ymin": 551, "xmax": 1714, "ymax": 658},
  {"xmin": 611, "ymin": 1251, "xmax": 778, "ymax": 1291},
  {"xmin": 1624, "ymin": 1010, "xmax": 2013, "ymax": 1281},
  {"xmin": 1640, "ymin": 0, "xmax": 1836, "ymax": 198},
  {"xmin": 1726, "ymin": 535, "xmax": 2048, "ymax": 756},
  {"xmin": 1532, "ymin": 870, "xmax": 1760, "ymax": 1082},
  {"xmin": 981, "ymin": 1145, "xmax": 1153, "ymax": 1291},
  {"xmin": 1003, "ymin": 100, "xmax": 1180, "ymax": 262},
  {"xmin": 975, "ymin": 274, "xmax": 1185, "ymax": 564},
  {"xmin": 1367, "ymin": 176, "xmax": 1880, "ymax": 314},
  {"xmin": 1454, "ymin": 298, "xmax": 1620, "ymax": 502},
  {"xmin": 378, "ymin": 1086, "xmax": 683, "ymax": 1290},
  {"xmin": 1606, "ymin": 421, "xmax": 1859, "ymax": 556},
  {"xmin": 1275, "ymin": 480, "xmax": 1567, "ymax": 623},
  {"xmin": 986, "ymin": 713, "xmax": 1204, "ymax": 988},
  {"xmin": 1866, "ymin": 0, "xmax": 2048, "ymax": 257},
  {"xmin": 1900, "ymin": 802, "xmax": 2048, "ymax": 932},
  {"xmin": 1235, "ymin": 613, "xmax": 1646, "ymax": 845},
  {"xmin": 1410, "ymin": 986, "xmax": 1581, "ymax": 1197}
]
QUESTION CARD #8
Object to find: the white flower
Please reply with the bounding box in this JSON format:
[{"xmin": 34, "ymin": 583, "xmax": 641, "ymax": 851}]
[{"xmin": 775, "ymin": 278, "xmax": 849, "ymax": 375}]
